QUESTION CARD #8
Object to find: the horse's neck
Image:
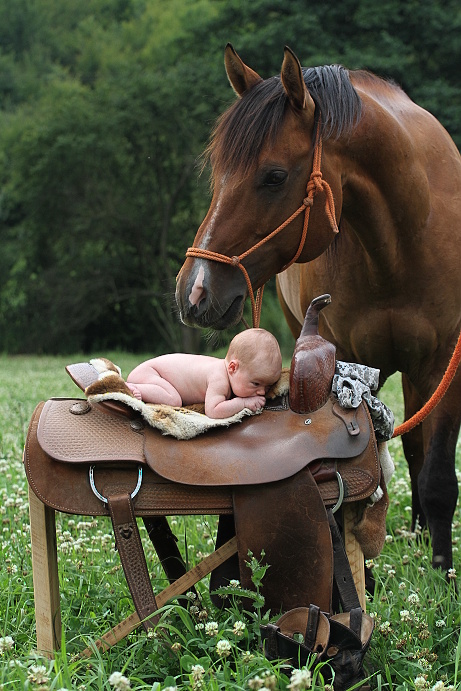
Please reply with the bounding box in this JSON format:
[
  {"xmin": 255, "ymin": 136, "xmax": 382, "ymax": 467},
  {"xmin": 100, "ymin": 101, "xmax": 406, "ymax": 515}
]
[{"xmin": 329, "ymin": 90, "xmax": 433, "ymax": 265}]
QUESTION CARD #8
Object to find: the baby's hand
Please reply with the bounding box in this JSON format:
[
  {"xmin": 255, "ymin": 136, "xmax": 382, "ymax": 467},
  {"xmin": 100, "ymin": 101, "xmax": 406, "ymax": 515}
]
[{"xmin": 244, "ymin": 395, "xmax": 266, "ymax": 412}]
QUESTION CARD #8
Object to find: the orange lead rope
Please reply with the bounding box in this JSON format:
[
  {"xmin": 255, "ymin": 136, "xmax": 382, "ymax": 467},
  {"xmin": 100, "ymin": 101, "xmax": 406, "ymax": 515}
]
[
  {"xmin": 185, "ymin": 122, "xmax": 338, "ymax": 327},
  {"xmin": 392, "ymin": 330, "xmax": 461, "ymax": 437}
]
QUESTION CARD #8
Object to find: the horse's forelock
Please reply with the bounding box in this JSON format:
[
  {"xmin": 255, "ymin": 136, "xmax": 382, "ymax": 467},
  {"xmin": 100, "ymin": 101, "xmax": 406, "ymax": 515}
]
[
  {"xmin": 205, "ymin": 64, "xmax": 362, "ymax": 184},
  {"xmin": 205, "ymin": 76, "xmax": 287, "ymax": 182}
]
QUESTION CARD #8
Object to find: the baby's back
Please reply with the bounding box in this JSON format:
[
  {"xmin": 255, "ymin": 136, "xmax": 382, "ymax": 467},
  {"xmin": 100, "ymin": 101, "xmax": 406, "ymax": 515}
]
[{"xmin": 153, "ymin": 353, "xmax": 226, "ymax": 405}]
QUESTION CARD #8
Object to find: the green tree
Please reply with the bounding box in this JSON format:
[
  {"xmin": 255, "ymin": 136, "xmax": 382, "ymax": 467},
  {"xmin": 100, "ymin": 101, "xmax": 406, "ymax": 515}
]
[{"xmin": 0, "ymin": 0, "xmax": 459, "ymax": 354}]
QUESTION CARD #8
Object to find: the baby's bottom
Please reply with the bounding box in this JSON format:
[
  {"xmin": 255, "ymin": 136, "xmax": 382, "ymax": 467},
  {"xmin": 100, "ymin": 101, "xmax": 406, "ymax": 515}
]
[{"xmin": 126, "ymin": 366, "xmax": 182, "ymax": 406}]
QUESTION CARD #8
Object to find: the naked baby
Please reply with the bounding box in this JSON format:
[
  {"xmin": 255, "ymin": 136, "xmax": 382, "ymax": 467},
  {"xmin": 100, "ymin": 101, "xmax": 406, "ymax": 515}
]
[{"xmin": 126, "ymin": 328, "xmax": 282, "ymax": 419}]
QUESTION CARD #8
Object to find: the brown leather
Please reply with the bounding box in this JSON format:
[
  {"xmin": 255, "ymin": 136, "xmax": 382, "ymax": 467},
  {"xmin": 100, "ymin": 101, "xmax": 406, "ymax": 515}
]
[
  {"xmin": 27, "ymin": 397, "xmax": 380, "ymax": 513},
  {"xmin": 139, "ymin": 397, "xmax": 370, "ymax": 487},
  {"xmin": 108, "ymin": 492, "xmax": 158, "ymax": 631},
  {"xmin": 37, "ymin": 398, "xmax": 146, "ymax": 464},
  {"xmin": 26, "ymin": 403, "xmax": 233, "ymax": 517},
  {"xmin": 289, "ymin": 294, "xmax": 336, "ymax": 413},
  {"xmin": 37, "ymin": 396, "xmax": 370, "ymax": 486},
  {"xmin": 24, "ymin": 397, "xmax": 381, "ymax": 634},
  {"xmin": 271, "ymin": 605, "xmax": 330, "ymax": 653},
  {"xmin": 234, "ymin": 466, "xmax": 333, "ymax": 614}
]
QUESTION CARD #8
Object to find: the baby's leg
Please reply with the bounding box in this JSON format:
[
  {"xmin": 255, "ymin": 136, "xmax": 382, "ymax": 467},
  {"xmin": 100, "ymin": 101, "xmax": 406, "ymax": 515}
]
[{"xmin": 126, "ymin": 363, "xmax": 182, "ymax": 406}]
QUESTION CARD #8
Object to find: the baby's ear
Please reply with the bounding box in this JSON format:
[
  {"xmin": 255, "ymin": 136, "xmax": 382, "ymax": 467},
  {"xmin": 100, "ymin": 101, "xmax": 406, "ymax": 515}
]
[{"xmin": 227, "ymin": 359, "xmax": 239, "ymax": 375}]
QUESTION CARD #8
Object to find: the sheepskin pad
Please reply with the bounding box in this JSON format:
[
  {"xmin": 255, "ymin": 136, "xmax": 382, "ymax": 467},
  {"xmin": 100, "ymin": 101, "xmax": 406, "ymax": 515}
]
[{"xmin": 84, "ymin": 358, "xmax": 290, "ymax": 441}]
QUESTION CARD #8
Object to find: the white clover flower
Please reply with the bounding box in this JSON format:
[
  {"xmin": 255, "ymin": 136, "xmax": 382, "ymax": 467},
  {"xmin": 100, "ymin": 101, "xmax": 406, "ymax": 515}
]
[
  {"xmin": 435, "ymin": 619, "xmax": 446, "ymax": 628},
  {"xmin": 163, "ymin": 687, "xmax": 178, "ymax": 691},
  {"xmin": 232, "ymin": 620, "xmax": 246, "ymax": 637},
  {"xmin": 108, "ymin": 671, "xmax": 131, "ymax": 690},
  {"xmin": 205, "ymin": 621, "xmax": 219, "ymax": 636},
  {"xmin": 448, "ymin": 568, "xmax": 457, "ymax": 580},
  {"xmin": 0, "ymin": 636, "xmax": 14, "ymax": 653},
  {"xmin": 261, "ymin": 672, "xmax": 277, "ymax": 690},
  {"xmin": 248, "ymin": 676, "xmax": 264, "ymax": 690},
  {"xmin": 414, "ymin": 676, "xmax": 428, "ymax": 690},
  {"xmin": 216, "ymin": 638, "xmax": 232, "ymax": 657},
  {"xmin": 430, "ymin": 682, "xmax": 446, "ymax": 691},
  {"xmin": 27, "ymin": 665, "xmax": 49, "ymax": 685},
  {"xmin": 191, "ymin": 664, "xmax": 205, "ymax": 682},
  {"xmin": 287, "ymin": 667, "xmax": 313, "ymax": 690},
  {"xmin": 407, "ymin": 593, "xmax": 420, "ymax": 606},
  {"xmin": 241, "ymin": 650, "xmax": 254, "ymax": 663},
  {"xmin": 400, "ymin": 609, "xmax": 412, "ymax": 622},
  {"xmin": 195, "ymin": 622, "xmax": 205, "ymax": 630},
  {"xmin": 229, "ymin": 579, "xmax": 241, "ymax": 588}
]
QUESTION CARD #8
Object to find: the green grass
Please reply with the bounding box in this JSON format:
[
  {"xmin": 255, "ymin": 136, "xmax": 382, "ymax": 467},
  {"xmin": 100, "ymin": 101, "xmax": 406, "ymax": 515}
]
[{"xmin": 0, "ymin": 354, "xmax": 460, "ymax": 690}]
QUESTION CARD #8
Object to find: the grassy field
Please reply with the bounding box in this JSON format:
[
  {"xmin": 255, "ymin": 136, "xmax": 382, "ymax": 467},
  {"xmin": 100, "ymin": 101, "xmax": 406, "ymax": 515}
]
[{"xmin": 0, "ymin": 353, "xmax": 460, "ymax": 690}]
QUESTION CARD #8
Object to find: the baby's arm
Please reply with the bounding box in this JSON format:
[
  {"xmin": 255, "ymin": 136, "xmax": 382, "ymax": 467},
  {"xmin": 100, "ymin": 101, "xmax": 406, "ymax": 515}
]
[{"xmin": 205, "ymin": 384, "xmax": 265, "ymax": 419}]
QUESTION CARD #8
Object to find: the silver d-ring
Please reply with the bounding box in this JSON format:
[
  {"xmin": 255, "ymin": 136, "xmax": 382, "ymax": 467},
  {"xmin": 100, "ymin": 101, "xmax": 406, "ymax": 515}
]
[
  {"xmin": 331, "ymin": 471, "xmax": 345, "ymax": 514},
  {"xmin": 89, "ymin": 466, "xmax": 143, "ymax": 504}
]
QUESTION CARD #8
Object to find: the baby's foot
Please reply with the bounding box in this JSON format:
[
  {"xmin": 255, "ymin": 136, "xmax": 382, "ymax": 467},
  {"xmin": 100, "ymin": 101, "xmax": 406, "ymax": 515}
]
[{"xmin": 126, "ymin": 382, "xmax": 143, "ymax": 400}]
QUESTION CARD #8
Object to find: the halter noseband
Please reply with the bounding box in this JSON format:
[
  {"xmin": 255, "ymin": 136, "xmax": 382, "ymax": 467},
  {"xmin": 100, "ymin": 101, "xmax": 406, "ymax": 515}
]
[{"xmin": 185, "ymin": 123, "xmax": 338, "ymax": 327}]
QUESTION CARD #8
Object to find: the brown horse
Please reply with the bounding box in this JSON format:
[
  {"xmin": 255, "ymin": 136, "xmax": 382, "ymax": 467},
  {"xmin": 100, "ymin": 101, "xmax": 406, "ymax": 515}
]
[{"xmin": 176, "ymin": 45, "xmax": 461, "ymax": 572}]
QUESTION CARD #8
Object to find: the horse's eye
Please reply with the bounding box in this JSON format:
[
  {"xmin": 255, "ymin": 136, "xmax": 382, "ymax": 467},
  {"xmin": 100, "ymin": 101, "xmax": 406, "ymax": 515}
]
[{"xmin": 264, "ymin": 170, "xmax": 287, "ymax": 186}]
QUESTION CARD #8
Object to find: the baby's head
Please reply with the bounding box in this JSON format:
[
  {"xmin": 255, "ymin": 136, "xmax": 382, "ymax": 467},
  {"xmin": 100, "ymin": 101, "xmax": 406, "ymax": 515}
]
[{"xmin": 225, "ymin": 328, "xmax": 282, "ymax": 397}]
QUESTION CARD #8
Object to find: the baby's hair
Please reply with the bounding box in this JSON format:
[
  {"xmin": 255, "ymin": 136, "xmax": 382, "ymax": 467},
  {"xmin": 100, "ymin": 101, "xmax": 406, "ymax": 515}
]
[{"xmin": 226, "ymin": 328, "xmax": 282, "ymax": 371}]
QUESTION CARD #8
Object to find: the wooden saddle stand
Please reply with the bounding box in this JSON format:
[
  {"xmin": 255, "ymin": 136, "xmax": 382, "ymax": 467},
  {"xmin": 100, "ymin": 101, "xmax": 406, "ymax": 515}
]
[{"xmin": 24, "ymin": 299, "xmax": 385, "ymax": 690}]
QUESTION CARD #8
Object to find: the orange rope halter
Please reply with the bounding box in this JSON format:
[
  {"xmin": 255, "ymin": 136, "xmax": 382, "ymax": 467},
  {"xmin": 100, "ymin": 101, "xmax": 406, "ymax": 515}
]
[
  {"xmin": 392, "ymin": 330, "xmax": 461, "ymax": 437},
  {"xmin": 185, "ymin": 123, "xmax": 338, "ymax": 327}
]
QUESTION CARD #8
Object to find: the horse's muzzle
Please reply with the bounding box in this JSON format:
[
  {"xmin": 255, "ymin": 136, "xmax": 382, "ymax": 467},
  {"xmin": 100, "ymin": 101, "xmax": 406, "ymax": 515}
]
[
  {"xmin": 176, "ymin": 260, "xmax": 248, "ymax": 329},
  {"xmin": 177, "ymin": 292, "xmax": 245, "ymax": 329}
]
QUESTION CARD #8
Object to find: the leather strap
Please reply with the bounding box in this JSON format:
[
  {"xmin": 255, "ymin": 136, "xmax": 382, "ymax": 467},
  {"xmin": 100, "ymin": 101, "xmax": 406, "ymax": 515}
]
[
  {"xmin": 304, "ymin": 604, "xmax": 320, "ymax": 650},
  {"xmin": 108, "ymin": 493, "xmax": 158, "ymax": 631},
  {"xmin": 328, "ymin": 509, "xmax": 362, "ymax": 613}
]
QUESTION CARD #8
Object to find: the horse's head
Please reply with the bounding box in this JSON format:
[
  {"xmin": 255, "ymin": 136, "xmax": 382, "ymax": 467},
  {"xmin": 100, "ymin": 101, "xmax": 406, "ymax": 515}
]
[{"xmin": 176, "ymin": 45, "xmax": 345, "ymax": 329}]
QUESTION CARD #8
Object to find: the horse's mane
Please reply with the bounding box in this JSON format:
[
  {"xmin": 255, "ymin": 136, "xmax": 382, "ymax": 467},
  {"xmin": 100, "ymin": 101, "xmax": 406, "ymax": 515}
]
[{"xmin": 206, "ymin": 64, "xmax": 362, "ymax": 180}]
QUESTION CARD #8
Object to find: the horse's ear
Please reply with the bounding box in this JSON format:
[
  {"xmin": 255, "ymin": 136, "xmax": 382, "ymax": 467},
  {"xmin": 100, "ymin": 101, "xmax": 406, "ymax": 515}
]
[
  {"xmin": 224, "ymin": 43, "xmax": 263, "ymax": 97},
  {"xmin": 281, "ymin": 46, "xmax": 315, "ymax": 115}
]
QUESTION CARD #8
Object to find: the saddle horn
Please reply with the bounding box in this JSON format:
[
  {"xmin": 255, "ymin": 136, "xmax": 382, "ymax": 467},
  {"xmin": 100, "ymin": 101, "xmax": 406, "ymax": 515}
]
[{"xmin": 289, "ymin": 294, "xmax": 336, "ymax": 413}]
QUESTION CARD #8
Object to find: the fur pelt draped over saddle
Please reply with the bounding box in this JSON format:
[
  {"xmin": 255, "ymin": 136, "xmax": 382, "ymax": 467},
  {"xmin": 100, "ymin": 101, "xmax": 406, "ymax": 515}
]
[{"xmin": 24, "ymin": 295, "xmax": 394, "ymax": 690}]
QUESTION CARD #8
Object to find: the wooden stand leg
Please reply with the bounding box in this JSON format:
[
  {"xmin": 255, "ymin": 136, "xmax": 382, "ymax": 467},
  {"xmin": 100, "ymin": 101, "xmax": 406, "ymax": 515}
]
[
  {"xmin": 343, "ymin": 503, "xmax": 366, "ymax": 612},
  {"xmin": 28, "ymin": 487, "xmax": 62, "ymax": 656}
]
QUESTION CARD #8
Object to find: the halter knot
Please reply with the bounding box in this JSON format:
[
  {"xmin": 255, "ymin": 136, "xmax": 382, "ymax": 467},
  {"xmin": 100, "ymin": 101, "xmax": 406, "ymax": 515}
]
[
  {"xmin": 303, "ymin": 197, "xmax": 314, "ymax": 207},
  {"xmin": 231, "ymin": 256, "xmax": 240, "ymax": 266}
]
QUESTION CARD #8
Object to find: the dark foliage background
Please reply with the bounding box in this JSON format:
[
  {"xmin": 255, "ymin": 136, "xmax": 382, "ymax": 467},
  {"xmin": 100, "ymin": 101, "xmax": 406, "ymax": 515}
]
[{"xmin": 0, "ymin": 0, "xmax": 459, "ymax": 355}]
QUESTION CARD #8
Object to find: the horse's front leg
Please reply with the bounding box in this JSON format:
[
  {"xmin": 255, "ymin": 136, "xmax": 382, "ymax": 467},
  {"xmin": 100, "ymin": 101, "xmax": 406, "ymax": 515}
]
[{"xmin": 401, "ymin": 374, "xmax": 460, "ymax": 571}]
